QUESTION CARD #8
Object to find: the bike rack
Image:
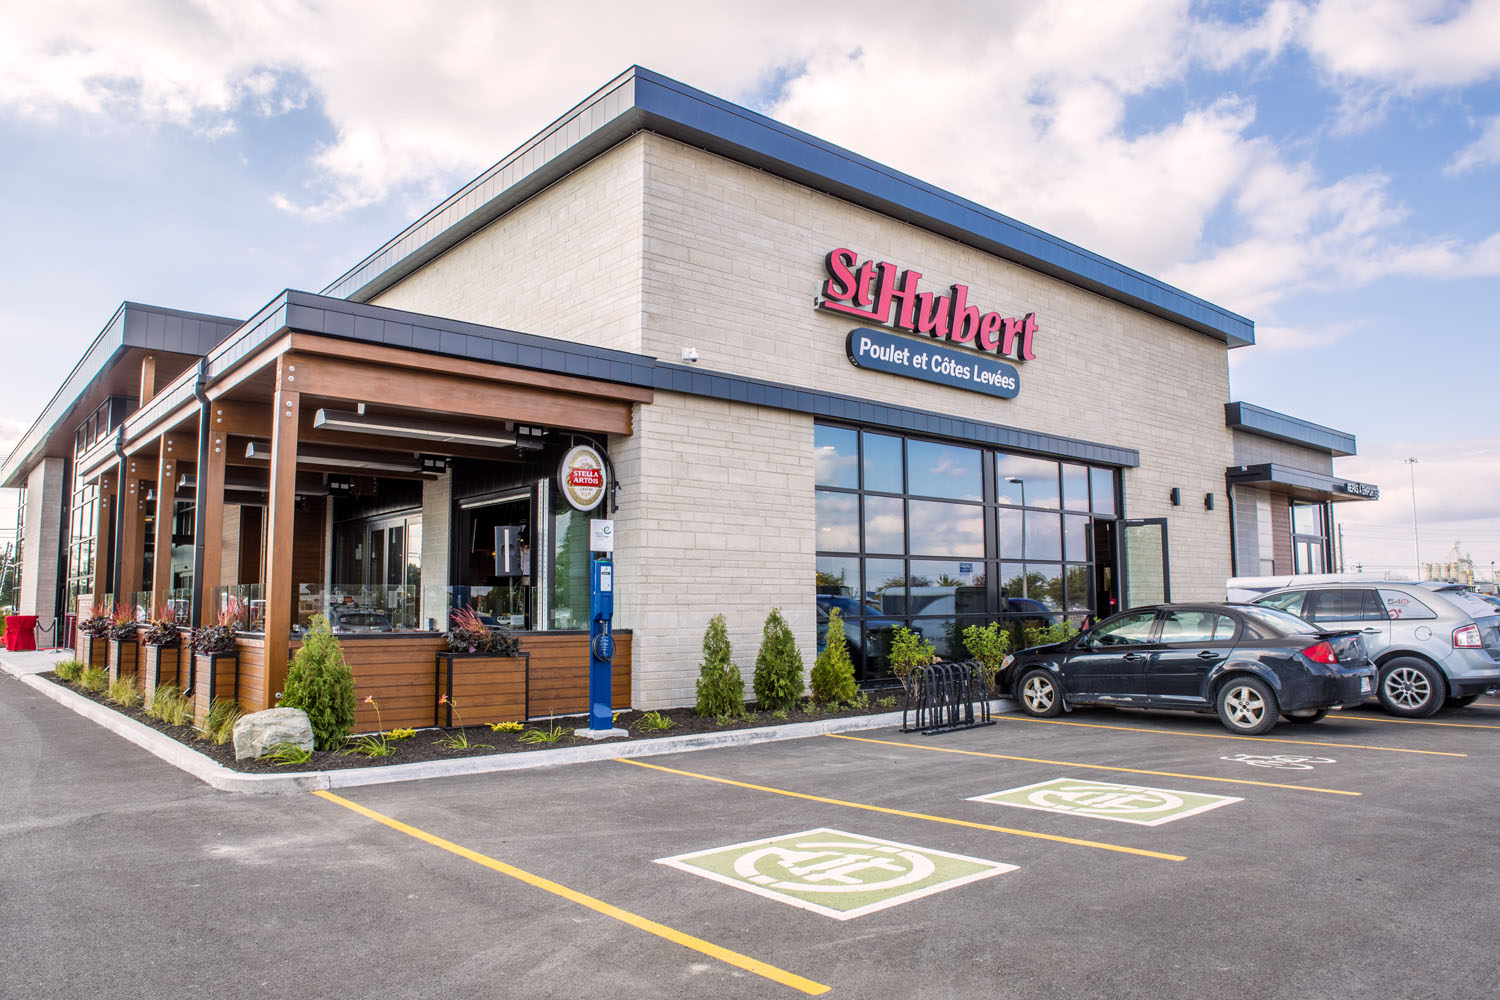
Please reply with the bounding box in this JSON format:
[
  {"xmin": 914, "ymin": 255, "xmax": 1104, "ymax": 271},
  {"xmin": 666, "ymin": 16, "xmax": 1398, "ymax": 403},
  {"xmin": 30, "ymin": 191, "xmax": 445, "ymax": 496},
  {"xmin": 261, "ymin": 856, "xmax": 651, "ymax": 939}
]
[{"xmin": 901, "ymin": 660, "xmax": 995, "ymax": 735}]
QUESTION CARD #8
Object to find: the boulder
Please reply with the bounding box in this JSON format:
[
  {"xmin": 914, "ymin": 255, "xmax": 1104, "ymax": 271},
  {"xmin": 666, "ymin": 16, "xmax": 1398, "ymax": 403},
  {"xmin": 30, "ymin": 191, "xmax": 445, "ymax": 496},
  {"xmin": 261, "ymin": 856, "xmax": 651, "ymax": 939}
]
[{"xmin": 233, "ymin": 707, "xmax": 315, "ymax": 761}]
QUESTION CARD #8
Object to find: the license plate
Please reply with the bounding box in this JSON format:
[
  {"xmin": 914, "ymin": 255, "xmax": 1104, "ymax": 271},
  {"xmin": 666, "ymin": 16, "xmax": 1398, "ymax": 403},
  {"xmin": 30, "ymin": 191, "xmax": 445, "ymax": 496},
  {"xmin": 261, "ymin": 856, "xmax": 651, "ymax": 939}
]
[{"xmin": 1360, "ymin": 677, "xmax": 1373, "ymax": 693}]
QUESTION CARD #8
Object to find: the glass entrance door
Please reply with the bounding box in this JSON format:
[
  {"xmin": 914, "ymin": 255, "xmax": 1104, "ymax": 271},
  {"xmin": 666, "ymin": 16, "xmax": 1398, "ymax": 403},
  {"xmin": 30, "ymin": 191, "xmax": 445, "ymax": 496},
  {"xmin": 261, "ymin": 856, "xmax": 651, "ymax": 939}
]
[{"xmin": 1121, "ymin": 518, "xmax": 1170, "ymax": 609}]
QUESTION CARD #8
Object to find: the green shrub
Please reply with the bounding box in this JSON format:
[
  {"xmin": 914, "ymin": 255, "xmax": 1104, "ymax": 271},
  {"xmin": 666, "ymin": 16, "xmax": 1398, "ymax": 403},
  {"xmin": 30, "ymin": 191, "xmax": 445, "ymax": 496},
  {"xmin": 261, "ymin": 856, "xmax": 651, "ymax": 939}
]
[
  {"xmin": 810, "ymin": 607, "xmax": 858, "ymax": 706},
  {"xmin": 752, "ymin": 608, "xmax": 804, "ymax": 713},
  {"xmin": 694, "ymin": 614, "xmax": 746, "ymax": 719},
  {"xmin": 145, "ymin": 684, "xmax": 179, "ymax": 720},
  {"xmin": 887, "ymin": 626, "xmax": 935, "ymax": 698},
  {"xmin": 962, "ymin": 622, "xmax": 1012, "ymax": 693},
  {"xmin": 80, "ymin": 666, "xmax": 109, "ymax": 692},
  {"xmin": 107, "ymin": 674, "xmax": 143, "ymax": 708},
  {"xmin": 278, "ymin": 614, "xmax": 356, "ymax": 751},
  {"xmin": 54, "ymin": 659, "xmax": 85, "ymax": 682}
]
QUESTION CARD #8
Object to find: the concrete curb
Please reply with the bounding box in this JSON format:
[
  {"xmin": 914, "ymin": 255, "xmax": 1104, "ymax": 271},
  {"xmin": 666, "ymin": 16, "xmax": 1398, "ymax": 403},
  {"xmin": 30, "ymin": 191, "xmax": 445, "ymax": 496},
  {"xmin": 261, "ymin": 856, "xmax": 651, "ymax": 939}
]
[{"xmin": 3, "ymin": 652, "xmax": 1015, "ymax": 794}]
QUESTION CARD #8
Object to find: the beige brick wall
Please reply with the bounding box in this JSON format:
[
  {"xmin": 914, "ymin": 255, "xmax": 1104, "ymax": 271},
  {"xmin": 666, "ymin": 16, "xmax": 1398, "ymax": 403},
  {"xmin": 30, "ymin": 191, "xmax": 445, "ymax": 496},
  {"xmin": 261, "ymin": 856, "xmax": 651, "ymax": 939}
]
[
  {"xmin": 611, "ymin": 392, "xmax": 815, "ymax": 709},
  {"xmin": 1232, "ymin": 433, "xmax": 1335, "ymax": 473},
  {"xmin": 371, "ymin": 136, "xmax": 647, "ymax": 355},
  {"xmin": 638, "ymin": 135, "xmax": 1235, "ymax": 605}
]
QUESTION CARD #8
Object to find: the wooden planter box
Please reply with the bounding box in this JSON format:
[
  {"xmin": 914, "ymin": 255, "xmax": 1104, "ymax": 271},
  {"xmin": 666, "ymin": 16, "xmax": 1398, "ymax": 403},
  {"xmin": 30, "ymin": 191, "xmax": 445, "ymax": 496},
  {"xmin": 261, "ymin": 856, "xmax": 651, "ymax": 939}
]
[
  {"xmin": 107, "ymin": 636, "xmax": 139, "ymax": 685},
  {"xmin": 192, "ymin": 651, "xmax": 239, "ymax": 727},
  {"xmin": 141, "ymin": 644, "xmax": 183, "ymax": 699},
  {"xmin": 78, "ymin": 632, "xmax": 109, "ymax": 671},
  {"xmin": 435, "ymin": 651, "xmax": 528, "ymax": 727}
]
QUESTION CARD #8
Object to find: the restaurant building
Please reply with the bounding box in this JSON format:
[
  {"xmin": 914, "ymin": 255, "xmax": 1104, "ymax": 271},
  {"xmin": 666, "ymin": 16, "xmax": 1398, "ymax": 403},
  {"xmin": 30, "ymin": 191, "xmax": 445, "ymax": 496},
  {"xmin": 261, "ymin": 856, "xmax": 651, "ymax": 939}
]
[{"xmin": 0, "ymin": 67, "xmax": 1378, "ymax": 722}]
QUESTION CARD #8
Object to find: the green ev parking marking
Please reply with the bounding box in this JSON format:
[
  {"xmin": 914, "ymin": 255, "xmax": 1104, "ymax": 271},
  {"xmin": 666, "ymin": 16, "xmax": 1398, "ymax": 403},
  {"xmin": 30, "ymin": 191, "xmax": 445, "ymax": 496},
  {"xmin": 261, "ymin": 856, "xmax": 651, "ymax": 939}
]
[
  {"xmin": 655, "ymin": 828, "xmax": 1017, "ymax": 921},
  {"xmin": 970, "ymin": 778, "xmax": 1242, "ymax": 827}
]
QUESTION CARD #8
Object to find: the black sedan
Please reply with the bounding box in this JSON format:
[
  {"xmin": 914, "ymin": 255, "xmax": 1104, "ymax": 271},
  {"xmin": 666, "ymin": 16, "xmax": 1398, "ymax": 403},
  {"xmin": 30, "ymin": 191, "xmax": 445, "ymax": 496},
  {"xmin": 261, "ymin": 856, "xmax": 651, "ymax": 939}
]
[{"xmin": 1001, "ymin": 603, "xmax": 1377, "ymax": 735}]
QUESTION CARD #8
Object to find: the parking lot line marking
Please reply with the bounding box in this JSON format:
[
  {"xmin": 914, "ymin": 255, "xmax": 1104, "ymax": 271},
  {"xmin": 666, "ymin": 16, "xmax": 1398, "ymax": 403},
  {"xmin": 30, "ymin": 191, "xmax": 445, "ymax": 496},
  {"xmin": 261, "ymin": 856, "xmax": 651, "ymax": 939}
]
[
  {"xmin": 826, "ymin": 734, "xmax": 1361, "ymax": 796},
  {"xmin": 312, "ymin": 790, "xmax": 829, "ymax": 996},
  {"xmin": 1325, "ymin": 713, "xmax": 1500, "ymax": 731},
  {"xmin": 618, "ymin": 759, "xmax": 1186, "ymax": 862},
  {"xmin": 991, "ymin": 714, "xmax": 1467, "ymax": 756}
]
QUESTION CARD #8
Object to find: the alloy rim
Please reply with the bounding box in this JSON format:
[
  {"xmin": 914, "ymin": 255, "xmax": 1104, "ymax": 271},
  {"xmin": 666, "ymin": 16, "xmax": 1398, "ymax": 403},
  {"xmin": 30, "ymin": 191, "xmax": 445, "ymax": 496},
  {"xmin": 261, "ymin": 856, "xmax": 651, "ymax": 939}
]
[
  {"xmin": 1384, "ymin": 667, "xmax": 1431, "ymax": 709},
  {"xmin": 1224, "ymin": 685, "xmax": 1266, "ymax": 728},
  {"xmin": 1023, "ymin": 675, "xmax": 1055, "ymax": 713}
]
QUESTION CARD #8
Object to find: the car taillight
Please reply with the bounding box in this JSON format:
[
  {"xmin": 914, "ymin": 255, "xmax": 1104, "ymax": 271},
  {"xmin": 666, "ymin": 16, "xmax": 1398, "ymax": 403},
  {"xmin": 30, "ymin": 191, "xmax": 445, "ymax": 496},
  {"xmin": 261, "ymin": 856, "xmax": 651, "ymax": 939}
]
[
  {"xmin": 1453, "ymin": 624, "xmax": 1482, "ymax": 648},
  {"xmin": 1301, "ymin": 641, "xmax": 1338, "ymax": 665}
]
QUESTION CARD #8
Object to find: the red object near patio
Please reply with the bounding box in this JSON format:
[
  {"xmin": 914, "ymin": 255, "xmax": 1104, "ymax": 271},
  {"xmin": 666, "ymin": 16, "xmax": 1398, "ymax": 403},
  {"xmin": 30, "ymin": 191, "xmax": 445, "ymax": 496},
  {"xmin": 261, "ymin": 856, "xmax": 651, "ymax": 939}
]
[{"xmin": 4, "ymin": 615, "xmax": 38, "ymax": 651}]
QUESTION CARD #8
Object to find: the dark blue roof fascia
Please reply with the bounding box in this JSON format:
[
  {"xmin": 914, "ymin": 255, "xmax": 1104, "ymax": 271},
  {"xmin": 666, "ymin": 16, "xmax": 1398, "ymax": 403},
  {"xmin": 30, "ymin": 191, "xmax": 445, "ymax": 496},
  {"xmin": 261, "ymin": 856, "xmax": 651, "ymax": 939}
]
[
  {"xmin": 320, "ymin": 67, "xmax": 1253, "ymax": 350},
  {"xmin": 259, "ymin": 291, "xmax": 1141, "ymax": 468},
  {"xmin": 2, "ymin": 302, "xmax": 243, "ymax": 487},
  {"xmin": 1226, "ymin": 463, "xmax": 1378, "ymax": 501},
  {"xmin": 1225, "ymin": 402, "xmax": 1355, "ymax": 457}
]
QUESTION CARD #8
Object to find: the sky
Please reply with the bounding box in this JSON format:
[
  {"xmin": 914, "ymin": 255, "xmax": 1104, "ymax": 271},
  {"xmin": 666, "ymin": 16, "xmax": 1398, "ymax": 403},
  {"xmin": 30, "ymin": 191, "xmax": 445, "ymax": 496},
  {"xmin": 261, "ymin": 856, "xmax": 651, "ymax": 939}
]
[{"xmin": 0, "ymin": 0, "xmax": 1497, "ymax": 584}]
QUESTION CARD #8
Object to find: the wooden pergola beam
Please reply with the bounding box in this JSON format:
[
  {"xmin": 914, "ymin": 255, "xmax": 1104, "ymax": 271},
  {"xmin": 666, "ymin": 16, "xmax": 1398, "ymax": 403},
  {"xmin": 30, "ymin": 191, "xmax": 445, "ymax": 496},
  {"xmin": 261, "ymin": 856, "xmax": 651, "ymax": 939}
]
[{"xmin": 259, "ymin": 358, "xmax": 300, "ymax": 711}]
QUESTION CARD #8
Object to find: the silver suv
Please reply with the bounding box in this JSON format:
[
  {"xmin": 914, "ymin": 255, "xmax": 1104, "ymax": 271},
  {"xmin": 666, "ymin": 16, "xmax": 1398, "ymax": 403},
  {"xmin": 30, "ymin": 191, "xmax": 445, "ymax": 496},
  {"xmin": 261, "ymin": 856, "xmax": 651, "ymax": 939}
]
[{"xmin": 1253, "ymin": 582, "xmax": 1500, "ymax": 716}]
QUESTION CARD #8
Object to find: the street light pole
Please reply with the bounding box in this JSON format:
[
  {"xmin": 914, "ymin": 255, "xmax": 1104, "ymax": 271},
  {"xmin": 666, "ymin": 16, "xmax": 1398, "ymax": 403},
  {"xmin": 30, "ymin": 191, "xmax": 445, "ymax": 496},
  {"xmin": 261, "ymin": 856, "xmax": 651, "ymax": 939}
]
[{"xmin": 1404, "ymin": 457, "xmax": 1420, "ymax": 580}]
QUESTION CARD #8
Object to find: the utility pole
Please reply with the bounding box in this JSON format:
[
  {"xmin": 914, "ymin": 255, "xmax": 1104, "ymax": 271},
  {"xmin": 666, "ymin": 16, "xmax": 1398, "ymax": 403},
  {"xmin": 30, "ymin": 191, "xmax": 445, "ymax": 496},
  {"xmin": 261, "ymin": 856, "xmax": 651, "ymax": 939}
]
[{"xmin": 1404, "ymin": 457, "xmax": 1420, "ymax": 580}]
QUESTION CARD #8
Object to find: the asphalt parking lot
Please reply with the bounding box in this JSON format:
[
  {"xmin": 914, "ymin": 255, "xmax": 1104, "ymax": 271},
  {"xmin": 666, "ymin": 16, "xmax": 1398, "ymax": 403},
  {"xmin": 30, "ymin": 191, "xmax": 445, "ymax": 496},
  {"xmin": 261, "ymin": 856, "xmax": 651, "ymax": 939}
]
[{"xmin": 5, "ymin": 671, "xmax": 1499, "ymax": 1000}]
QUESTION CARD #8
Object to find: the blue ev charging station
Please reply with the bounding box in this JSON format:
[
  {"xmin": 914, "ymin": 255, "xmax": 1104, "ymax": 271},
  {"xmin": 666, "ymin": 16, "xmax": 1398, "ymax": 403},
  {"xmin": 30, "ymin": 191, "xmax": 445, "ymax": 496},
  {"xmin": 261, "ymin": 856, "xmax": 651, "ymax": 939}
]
[{"xmin": 578, "ymin": 517, "xmax": 627, "ymax": 739}]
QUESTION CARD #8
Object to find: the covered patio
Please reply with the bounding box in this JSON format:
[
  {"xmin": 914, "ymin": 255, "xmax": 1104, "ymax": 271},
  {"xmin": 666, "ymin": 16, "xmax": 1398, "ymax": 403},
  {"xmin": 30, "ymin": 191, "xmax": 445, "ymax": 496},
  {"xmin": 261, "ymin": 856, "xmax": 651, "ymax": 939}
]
[{"xmin": 75, "ymin": 292, "xmax": 653, "ymax": 730}]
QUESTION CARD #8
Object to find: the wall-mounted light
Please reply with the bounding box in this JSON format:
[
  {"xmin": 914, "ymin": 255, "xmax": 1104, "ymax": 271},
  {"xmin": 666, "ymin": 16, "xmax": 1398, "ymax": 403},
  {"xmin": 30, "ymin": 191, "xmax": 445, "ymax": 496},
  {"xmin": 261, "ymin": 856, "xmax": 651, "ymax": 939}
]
[
  {"xmin": 681, "ymin": 347, "xmax": 699, "ymax": 363},
  {"xmin": 1170, "ymin": 488, "xmax": 1181, "ymax": 506},
  {"xmin": 1204, "ymin": 492, "xmax": 1216, "ymax": 510}
]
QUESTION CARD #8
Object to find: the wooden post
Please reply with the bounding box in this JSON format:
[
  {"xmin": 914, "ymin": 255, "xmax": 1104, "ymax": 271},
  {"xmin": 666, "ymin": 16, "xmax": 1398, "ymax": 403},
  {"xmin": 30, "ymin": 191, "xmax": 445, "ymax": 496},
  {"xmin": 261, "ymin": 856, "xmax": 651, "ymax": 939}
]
[
  {"xmin": 91, "ymin": 472, "xmax": 117, "ymax": 608},
  {"xmin": 196, "ymin": 419, "xmax": 228, "ymax": 626},
  {"xmin": 260, "ymin": 357, "xmax": 300, "ymax": 710},
  {"xmin": 151, "ymin": 435, "xmax": 181, "ymax": 614},
  {"xmin": 139, "ymin": 355, "xmax": 156, "ymax": 404},
  {"xmin": 115, "ymin": 456, "xmax": 152, "ymax": 612}
]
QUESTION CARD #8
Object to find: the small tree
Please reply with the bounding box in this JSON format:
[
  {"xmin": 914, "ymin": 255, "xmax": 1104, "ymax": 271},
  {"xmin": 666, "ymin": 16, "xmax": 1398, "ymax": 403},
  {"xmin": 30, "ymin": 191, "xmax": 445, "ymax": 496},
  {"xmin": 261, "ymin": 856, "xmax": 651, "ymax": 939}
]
[
  {"xmin": 753, "ymin": 607, "xmax": 804, "ymax": 712},
  {"xmin": 279, "ymin": 614, "xmax": 357, "ymax": 751},
  {"xmin": 1023, "ymin": 618, "xmax": 1081, "ymax": 650},
  {"xmin": 962, "ymin": 621, "xmax": 1011, "ymax": 694},
  {"xmin": 810, "ymin": 607, "xmax": 857, "ymax": 706},
  {"xmin": 695, "ymin": 614, "xmax": 746, "ymax": 719},
  {"xmin": 887, "ymin": 625, "xmax": 936, "ymax": 699}
]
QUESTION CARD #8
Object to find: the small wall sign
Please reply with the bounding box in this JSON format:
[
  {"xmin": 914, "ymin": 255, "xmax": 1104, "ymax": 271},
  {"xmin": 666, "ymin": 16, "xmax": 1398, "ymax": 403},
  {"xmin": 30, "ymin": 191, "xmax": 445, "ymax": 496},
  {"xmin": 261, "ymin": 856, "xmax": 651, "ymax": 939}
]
[
  {"xmin": 590, "ymin": 518, "xmax": 615, "ymax": 553},
  {"xmin": 847, "ymin": 328, "xmax": 1019, "ymax": 399},
  {"xmin": 559, "ymin": 445, "xmax": 608, "ymax": 511}
]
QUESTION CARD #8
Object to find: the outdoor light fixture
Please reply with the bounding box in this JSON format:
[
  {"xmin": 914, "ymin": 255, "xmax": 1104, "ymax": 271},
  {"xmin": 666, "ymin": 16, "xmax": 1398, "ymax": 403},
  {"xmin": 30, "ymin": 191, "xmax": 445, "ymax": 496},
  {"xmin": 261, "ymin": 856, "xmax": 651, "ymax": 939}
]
[
  {"xmin": 1170, "ymin": 488, "xmax": 1182, "ymax": 506},
  {"xmin": 243, "ymin": 441, "xmax": 423, "ymax": 474},
  {"xmin": 1204, "ymin": 492, "xmax": 1216, "ymax": 510},
  {"xmin": 313, "ymin": 408, "xmax": 518, "ymax": 448}
]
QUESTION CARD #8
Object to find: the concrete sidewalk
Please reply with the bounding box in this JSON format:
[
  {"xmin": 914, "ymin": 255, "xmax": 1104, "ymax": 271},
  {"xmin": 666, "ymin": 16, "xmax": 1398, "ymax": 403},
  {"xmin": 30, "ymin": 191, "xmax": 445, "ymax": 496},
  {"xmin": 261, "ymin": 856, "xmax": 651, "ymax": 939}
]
[{"xmin": 1, "ymin": 648, "xmax": 1015, "ymax": 794}]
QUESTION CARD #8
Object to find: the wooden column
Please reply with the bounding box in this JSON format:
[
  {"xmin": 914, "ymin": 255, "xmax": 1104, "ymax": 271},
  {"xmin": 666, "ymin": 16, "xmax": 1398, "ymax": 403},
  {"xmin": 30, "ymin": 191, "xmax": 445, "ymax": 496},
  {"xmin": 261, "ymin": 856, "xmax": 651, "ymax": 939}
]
[
  {"xmin": 90, "ymin": 472, "xmax": 117, "ymax": 608},
  {"xmin": 151, "ymin": 435, "xmax": 182, "ymax": 614},
  {"xmin": 260, "ymin": 357, "xmax": 300, "ymax": 710},
  {"xmin": 115, "ymin": 456, "xmax": 152, "ymax": 612},
  {"xmin": 139, "ymin": 355, "xmax": 156, "ymax": 404},
  {"xmin": 196, "ymin": 419, "xmax": 228, "ymax": 626}
]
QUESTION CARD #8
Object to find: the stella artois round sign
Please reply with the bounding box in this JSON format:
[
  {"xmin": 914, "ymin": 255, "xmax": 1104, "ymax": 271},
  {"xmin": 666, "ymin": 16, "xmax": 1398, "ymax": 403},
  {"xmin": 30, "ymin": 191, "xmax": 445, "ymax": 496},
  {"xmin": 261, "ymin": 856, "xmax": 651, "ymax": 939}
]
[{"xmin": 559, "ymin": 444, "xmax": 607, "ymax": 511}]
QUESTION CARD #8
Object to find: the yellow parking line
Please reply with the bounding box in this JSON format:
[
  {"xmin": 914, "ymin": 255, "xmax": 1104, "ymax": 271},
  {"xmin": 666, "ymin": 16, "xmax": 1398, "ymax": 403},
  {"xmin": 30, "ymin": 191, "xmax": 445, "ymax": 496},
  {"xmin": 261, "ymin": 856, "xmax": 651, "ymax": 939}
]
[
  {"xmin": 1326, "ymin": 712, "xmax": 1500, "ymax": 731},
  {"xmin": 826, "ymin": 734, "xmax": 1361, "ymax": 796},
  {"xmin": 618, "ymin": 759, "xmax": 1186, "ymax": 862},
  {"xmin": 313, "ymin": 790, "xmax": 828, "ymax": 996},
  {"xmin": 992, "ymin": 714, "xmax": 1466, "ymax": 757}
]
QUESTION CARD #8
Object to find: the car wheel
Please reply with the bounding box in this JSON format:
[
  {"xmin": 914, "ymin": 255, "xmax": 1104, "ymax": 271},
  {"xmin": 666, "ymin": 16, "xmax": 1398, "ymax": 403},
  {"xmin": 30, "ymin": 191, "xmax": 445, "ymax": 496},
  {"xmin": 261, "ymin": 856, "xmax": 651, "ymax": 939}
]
[
  {"xmin": 1377, "ymin": 658, "xmax": 1445, "ymax": 718},
  {"xmin": 1018, "ymin": 669, "xmax": 1064, "ymax": 717},
  {"xmin": 1282, "ymin": 708, "xmax": 1328, "ymax": 724},
  {"xmin": 1217, "ymin": 677, "xmax": 1278, "ymax": 735},
  {"xmin": 1447, "ymin": 694, "xmax": 1480, "ymax": 708}
]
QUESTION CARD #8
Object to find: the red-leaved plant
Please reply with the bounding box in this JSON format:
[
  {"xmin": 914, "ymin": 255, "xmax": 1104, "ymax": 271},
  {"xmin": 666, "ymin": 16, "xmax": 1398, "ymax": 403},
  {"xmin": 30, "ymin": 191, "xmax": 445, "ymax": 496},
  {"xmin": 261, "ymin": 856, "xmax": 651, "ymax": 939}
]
[{"xmin": 442, "ymin": 606, "xmax": 521, "ymax": 656}]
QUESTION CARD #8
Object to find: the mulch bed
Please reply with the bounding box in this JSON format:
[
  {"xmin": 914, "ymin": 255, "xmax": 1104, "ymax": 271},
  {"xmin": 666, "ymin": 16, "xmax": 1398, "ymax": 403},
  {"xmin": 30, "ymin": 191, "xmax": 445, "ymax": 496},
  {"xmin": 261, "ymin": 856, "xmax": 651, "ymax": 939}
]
[{"xmin": 41, "ymin": 671, "xmax": 905, "ymax": 774}]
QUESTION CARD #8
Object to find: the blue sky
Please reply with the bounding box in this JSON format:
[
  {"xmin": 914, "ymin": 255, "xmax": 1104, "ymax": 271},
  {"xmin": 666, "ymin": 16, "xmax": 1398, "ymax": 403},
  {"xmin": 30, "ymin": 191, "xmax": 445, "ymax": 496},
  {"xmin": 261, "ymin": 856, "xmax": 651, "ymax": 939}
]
[{"xmin": 1, "ymin": 0, "xmax": 1497, "ymax": 581}]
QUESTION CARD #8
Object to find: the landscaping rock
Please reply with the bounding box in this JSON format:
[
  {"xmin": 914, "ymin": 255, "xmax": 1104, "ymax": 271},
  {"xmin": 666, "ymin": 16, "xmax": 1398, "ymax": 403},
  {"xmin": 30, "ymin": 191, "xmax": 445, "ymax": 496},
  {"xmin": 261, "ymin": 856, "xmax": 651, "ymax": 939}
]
[{"xmin": 233, "ymin": 708, "xmax": 314, "ymax": 760}]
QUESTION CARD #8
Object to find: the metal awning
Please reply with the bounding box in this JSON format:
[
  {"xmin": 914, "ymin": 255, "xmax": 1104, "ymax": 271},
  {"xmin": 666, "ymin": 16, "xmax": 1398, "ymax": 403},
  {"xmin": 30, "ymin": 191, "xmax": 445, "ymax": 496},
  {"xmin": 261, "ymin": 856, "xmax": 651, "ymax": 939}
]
[{"xmin": 1227, "ymin": 463, "xmax": 1379, "ymax": 502}]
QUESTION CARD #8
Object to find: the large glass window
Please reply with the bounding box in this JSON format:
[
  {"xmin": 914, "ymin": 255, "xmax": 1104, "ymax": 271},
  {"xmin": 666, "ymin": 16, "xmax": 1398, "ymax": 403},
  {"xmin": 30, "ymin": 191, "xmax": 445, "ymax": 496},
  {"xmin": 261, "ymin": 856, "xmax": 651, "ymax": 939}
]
[
  {"xmin": 815, "ymin": 423, "xmax": 1120, "ymax": 685},
  {"xmin": 1291, "ymin": 501, "xmax": 1329, "ymax": 574}
]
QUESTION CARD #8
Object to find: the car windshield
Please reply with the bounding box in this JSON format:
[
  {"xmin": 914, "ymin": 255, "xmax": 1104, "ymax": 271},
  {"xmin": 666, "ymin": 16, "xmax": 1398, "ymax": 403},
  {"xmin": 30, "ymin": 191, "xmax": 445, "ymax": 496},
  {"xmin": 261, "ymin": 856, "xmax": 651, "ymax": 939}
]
[{"xmin": 1239, "ymin": 605, "xmax": 1316, "ymax": 636}]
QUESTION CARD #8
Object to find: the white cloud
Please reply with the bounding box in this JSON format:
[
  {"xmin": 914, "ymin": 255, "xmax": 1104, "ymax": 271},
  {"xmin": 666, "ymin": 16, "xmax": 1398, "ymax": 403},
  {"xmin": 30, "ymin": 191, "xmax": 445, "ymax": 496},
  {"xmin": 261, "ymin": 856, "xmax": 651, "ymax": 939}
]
[
  {"xmin": 1447, "ymin": 115, "xmax": 1500, "ymax": 174},
  {"xmin": 1248, "ymin": 319, "xmax": 1363, "ymax": 352},
  {"xmin": 1334, "ymin": 438, "xmax": 1500, "ymax": 575},
  {"xmin": 0, "ymin": 0, "xmax": 1495, "ymax": 324}
]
